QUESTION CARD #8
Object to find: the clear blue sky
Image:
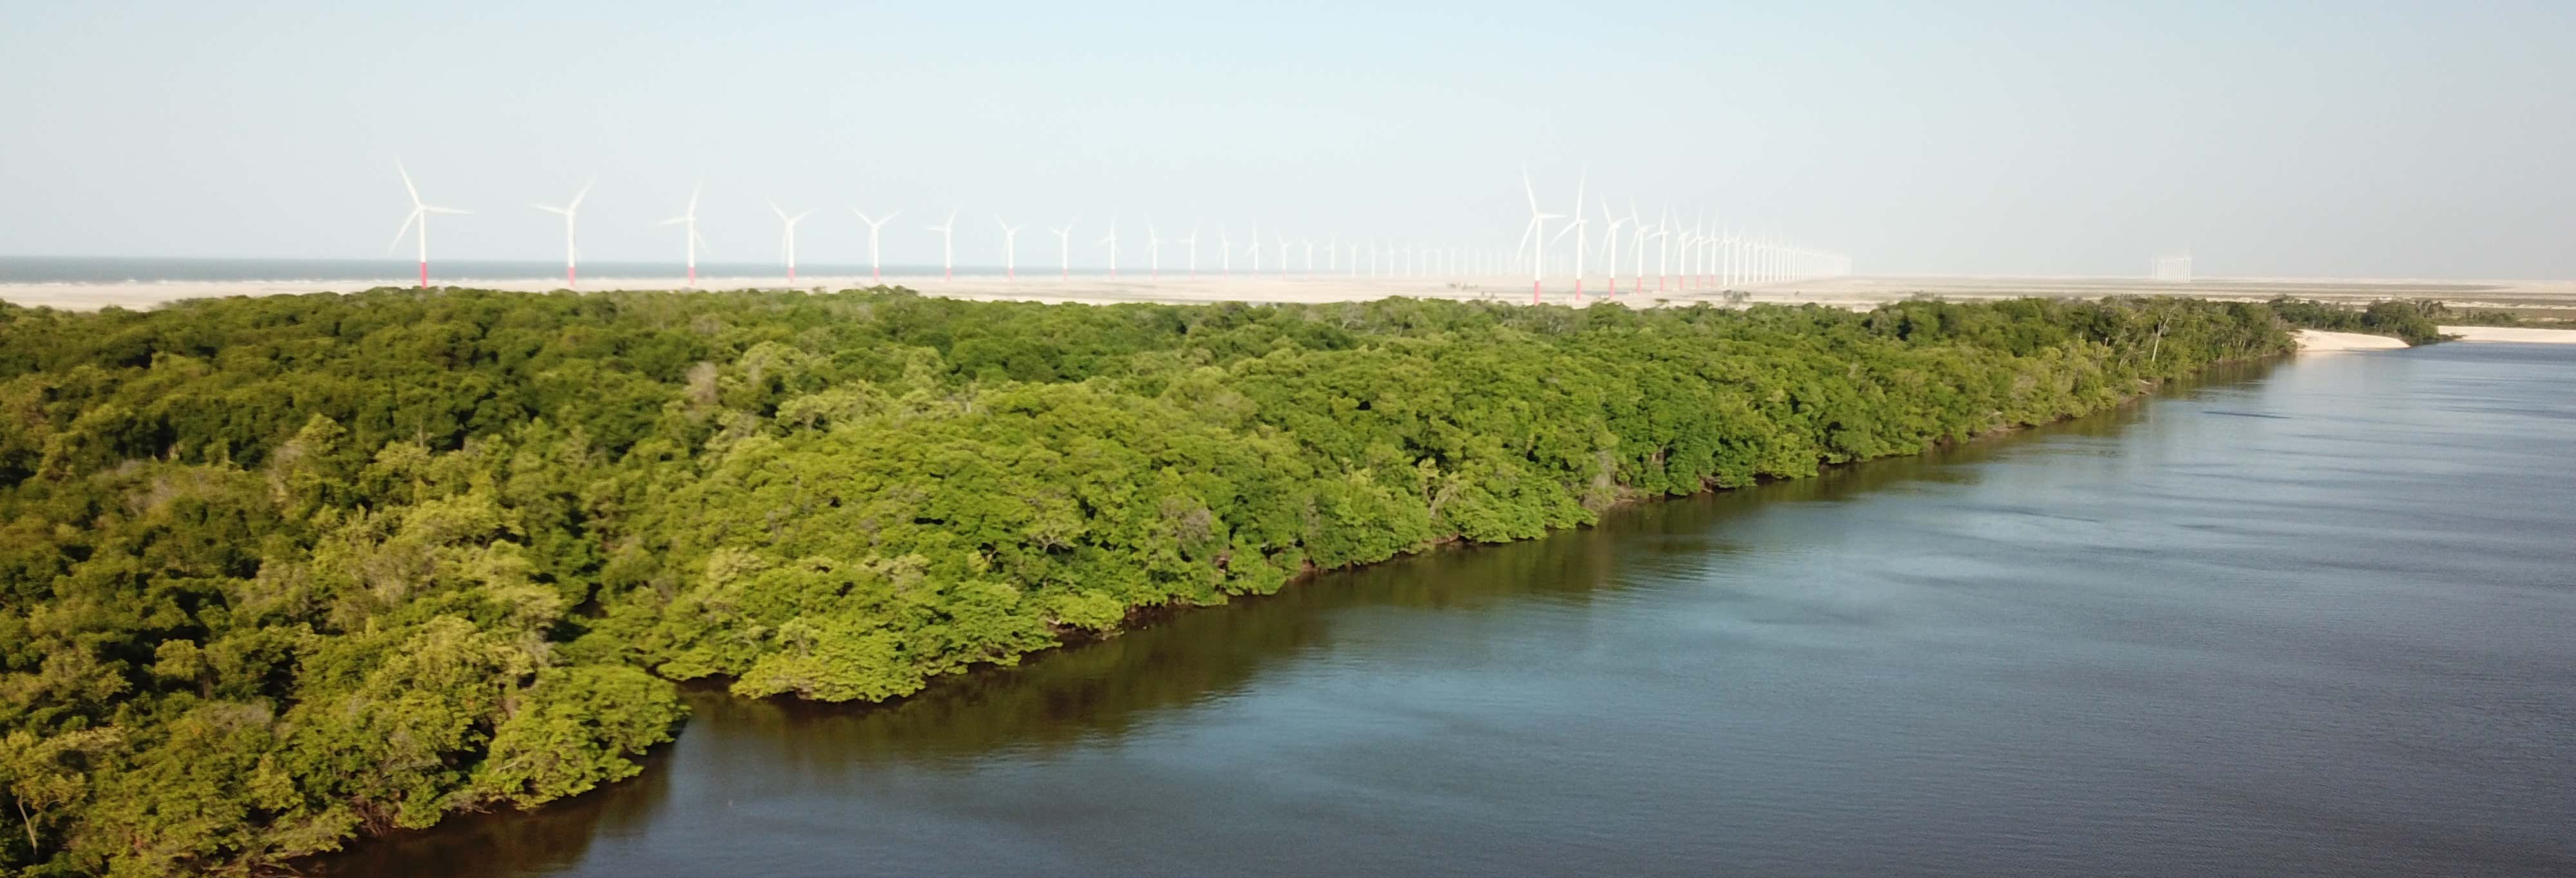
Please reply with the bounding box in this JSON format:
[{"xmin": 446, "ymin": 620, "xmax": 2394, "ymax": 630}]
[{"xmin": 3, "ymin": 1, "xmax": 2570, "ymax": 277}]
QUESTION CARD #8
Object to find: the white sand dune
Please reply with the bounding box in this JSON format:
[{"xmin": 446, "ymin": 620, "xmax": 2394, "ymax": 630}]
[
  {"xmin": 2296, "ymin": 330, "xmax": 2409, "ymax": 352},
  {"xmin": 2438, "ymin": 325, "xmax": 2576, "ymax": 344}
]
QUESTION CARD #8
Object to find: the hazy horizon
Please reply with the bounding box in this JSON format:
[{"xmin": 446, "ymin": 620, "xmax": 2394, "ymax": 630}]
[{"xmin": 5, "ymin": 1, "xmax": 2570, "ymax": 280}]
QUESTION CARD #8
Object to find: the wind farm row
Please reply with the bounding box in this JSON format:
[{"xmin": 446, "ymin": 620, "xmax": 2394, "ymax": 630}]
[{"xmin": 391, "ymin": 162, "xmax": 1855, "ymax": 303}]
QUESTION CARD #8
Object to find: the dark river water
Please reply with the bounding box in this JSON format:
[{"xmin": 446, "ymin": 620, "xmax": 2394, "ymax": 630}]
[{"xmin": 323, "ymin": 343, "xmax": 2576, "ymax": 877}]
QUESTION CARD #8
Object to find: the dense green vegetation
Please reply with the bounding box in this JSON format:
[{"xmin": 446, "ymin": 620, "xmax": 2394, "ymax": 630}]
[
  {"xmin": 2264, "ymin": 296, "xmax": 2454, "ymax": 345},
  {"xmin": 0, "ymin": 288, "xmax": 2292, "ymax": 875}
]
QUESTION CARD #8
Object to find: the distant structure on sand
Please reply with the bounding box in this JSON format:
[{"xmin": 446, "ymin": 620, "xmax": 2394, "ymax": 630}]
[{"xmin": 2152, "ymin": 251, "xmax": 2195, "ymax": 283}]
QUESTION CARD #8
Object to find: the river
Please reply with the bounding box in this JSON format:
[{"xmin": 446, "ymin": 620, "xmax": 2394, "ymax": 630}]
[{"xmin": 320, "ymin": 343, "xmax": 2576, "ymax": 877}]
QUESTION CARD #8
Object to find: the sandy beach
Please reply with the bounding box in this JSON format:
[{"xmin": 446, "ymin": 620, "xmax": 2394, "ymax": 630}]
[
  {"xmin": 2437, "ymin": 325, "xmax": 2576, "ymax": 344},
  {"xmin": 2295, "ymin": 330, "xmax": 2411, "ymax": 352}
]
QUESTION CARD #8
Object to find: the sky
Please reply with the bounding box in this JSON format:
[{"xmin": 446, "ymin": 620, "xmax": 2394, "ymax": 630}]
[{"xmin": 2, "ymin": 0, "xmax": 2570, "ymax": 278}]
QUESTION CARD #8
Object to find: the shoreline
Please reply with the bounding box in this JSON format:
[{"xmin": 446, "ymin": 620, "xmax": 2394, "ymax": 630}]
[
  {"xmin": 304, "ymin": 312, "xmax": 2292, "ymax": 873},
  {"xmin": 2295, "ymin": 329, "xmax": 2410, "ymax": 352},
  {"xmin": 2438, "ymin": 325, "xmax": 2576, "ymax": 344}
]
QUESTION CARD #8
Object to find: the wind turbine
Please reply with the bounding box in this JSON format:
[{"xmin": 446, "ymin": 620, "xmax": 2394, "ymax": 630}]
[
  {"xmin": 1180, "ymin": 222, "xmax": 1200, "ymax": 278},
  {"xmin": 1218, "ymin": 225, "xmax": 1233, "ymax": 276},
  {"xmin": 387, "ymin": 160, "xmax": 469, "ymax": 289},
  {"xmin": 1275, "ymin": 232, "xmax": 1291, "ymax": 278},
  {"xmin": 530, "ymin": 177, "xmax": 594, "ymax": 287},
  {"xmin": 851, "ymin": 207, "xmax": 902, "ymax": 283},
  {"xmin": 925, "ymin": 207, "xmax": 959, "ymax": 281},
  {"xmin": 1050, "ymin": 218, "xmax": 1077, "ymax": 281},
  {"xmin": 1628, "ymin": 202, "xmax": 1654, "ymax": 295},
  {"xmin": 1247, "ymin": 221, "xmax": 1262, "ymax": 273},
  {"xmin": 656, "ymin": 180, "xmax": 710, "ymax": 288},
  {"xmin": 1146, "ymin": 220, "xmax": 1164, "ymax": 280},
  {"xmin": 996, "ymin": 215, "xmax": 1023, "ymax": 282},
  {"xmin": 1098, "ymin": 213, "xmax": 1121, "ymax": 279},
  {"xmin": 769, "ymin": 200, "xmax": 816, "ymax": 284},
  {"xmin": 1514, "ymin": 168, "xmax": 1564, "ymax": 304},
  {"xmin": 1654, "ymin": 205, "xmax": 1673, "ymax": 292},
  {"xmin": 1548, "ymin": 168, "xmax": 1591, "ymax": 301},
  {"xmin": 1598, "ymin": 195, "xmax": 1625, "ymax": 298}
]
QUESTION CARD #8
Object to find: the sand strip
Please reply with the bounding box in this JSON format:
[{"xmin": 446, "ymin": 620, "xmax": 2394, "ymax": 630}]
[
  {"xmin": 2296, "ymin": 330, "xmax": 2409, "ymax": 352},
  {"xmin": 2437, "ymin": 326, "xmax": 2576, "ymax": 344}
]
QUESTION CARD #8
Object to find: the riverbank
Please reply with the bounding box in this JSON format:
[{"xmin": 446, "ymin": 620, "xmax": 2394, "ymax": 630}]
[
  {"xmin": 307, "ymin": 341, "xmax": 2576, "ymax": 878},
  {"xmin": 2439, "ymin": 325, "xmax": 2576, "ymax": 343},
  {"xmin": 2295, "ymin": 329, "xmax": 2410, "ymax": 352},
  {"xmin": 0, "ymin": 292, "xmax": 2295, "ymax": 876}
]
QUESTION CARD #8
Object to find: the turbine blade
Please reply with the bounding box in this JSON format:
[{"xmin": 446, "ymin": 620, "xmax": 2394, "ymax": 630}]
[
  {"xmin": 395, "ymin": 160, "xmax": 421, "ymax": 206},
  {"xmin": 386, "ymin": 208, "xmax": 421, "ymax": 255},
  {"xmin": 1522, "ymin": 167, "xmax": 1540, "ymax": 215},
  {"xmin": 569, "ymin": 177, "xmax": 596, "ymax": 211},
  {"xmin": 770, "ymin": 200, "xmax": 787, "ymax": 220}
]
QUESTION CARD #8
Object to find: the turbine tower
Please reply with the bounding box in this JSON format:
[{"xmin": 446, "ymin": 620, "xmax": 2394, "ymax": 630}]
[
  {"xmin": 387, "ymin": 160, "xmax": 469, "ymax": 289},
  {"xmin": 1218, "ymin": 225, "xmax": 1233, "ymax": 276},
  {"xmin": 1180, "ymin": 222, "xmax": 1200, "ymax": 278},
  {"xmin": 925, "ymin": 207, "xmax": 960, "ymax": 281},
  {"xmin": 530, "ymin": 177, "xmax": 594, "ymax": 287},
  {"xmin": 1655, "ymin": 206, "xmax": 1673, "ymax": 292},
  {"xmin": 1147, "ymin": 220, "xmax": 1164, "ymax": 280},
  {"xmin": 1050, "ymin": 218, "xmax": 1077, "ymax": 281},
  {"xmin": 768, "ymin": 200, "xmax": 815, "ymax": 284},
  {"xmin": 1598, "ymin": 195, "xmax": 1625, "ymax": 298},
  {"xmin": 656, "ymin": 181, "xmax": 708, "ymax": 288},
  {"xmin": 1098, "ymin": 213, "xmax": 1121, "ymax": 279},
  {"xmin": 1548, "ymin": 168, "xmax": 1591, "ymax": 301},
  {"xmin": 851, "ymin": 207, "xmax": 902, "ymax": 284},
  {"xmin": 1629, "ymin": 203, "xmax": 1654, "ymax": 295},
  {"xmin": 996, "ymin": 215, "xmax": 1023, "ymax": 282},
  {"xmin": 1514, "ymin": 168, "xmax": 1564, "ymax": 305}
]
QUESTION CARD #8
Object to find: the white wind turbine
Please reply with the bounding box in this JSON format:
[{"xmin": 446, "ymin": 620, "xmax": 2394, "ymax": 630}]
[
  {"xmin": 1598, "ymin": 195, "xmax": 1626, "ymax": 298},
  {"xmin": 530, "ymin": 177, "xmax": 594, "ymax": 288},
  {"xmin": 925, "ymin": 207, "xmax": 960, "ymax": 281},
  {"xmin": 1654, "ymin": 205, "xmax": 1674, "ymax": 292},
  {"xmin": 1218, "ymin": 225, "xmax": 1233, "ymax": 276},
  {"xmin": 1548, "ymin": 167, "xmax": 1591, "ymax": 301},
  {"xmin": 1247, "ymin": 221, "xmax": 1262, "ymax": 273},
  {"xmin": 996, "ymin": 215, "xmax": 1023, "ymax": 282},
  {"xmin": 387, "ymin": 160, "xmax": 470, "ymax": 289},
  {"xmin": 1180, "ymin": 222, "xmax": 1200, "ymax": 278},
  {"xmin": 769, "ymin": 200, "xmax": 816, "ymax": 284},
  {"xmin": 1514, "ymin": 168, "xmax": 1564, "ymax": 305},
  {"xmin": 1275, "ymin": 232, "xmax": 1291, "ymax": 277},
  {"xmin": 656, "ymin": 180, "xmax": 710, "ymax": 288},
  {"xmin": 1050, "ymin": 218, "xmax": 1077, "ymax": 281},
  {"xmin": 1628, "ymin": 203, "xmax": 1654, "ymax": 296},
  {"xmin": 1146, "ymin": 220, "xmax": 1164, "ymax": 280},
  {"xmin": 1098, "ymin": 213, "xmax": 1121, "ymax": 279},
  {"xmin": 851, "ymin": 207, "xmax": 902, "ymax": 284}
]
